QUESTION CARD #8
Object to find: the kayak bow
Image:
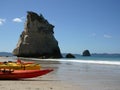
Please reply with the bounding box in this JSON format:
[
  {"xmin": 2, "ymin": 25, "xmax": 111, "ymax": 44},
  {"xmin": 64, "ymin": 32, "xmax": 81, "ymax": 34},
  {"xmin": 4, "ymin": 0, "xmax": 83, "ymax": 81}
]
[{"xmin": 0, "ymin": 69, "xmax": 53, "ymax": 80}]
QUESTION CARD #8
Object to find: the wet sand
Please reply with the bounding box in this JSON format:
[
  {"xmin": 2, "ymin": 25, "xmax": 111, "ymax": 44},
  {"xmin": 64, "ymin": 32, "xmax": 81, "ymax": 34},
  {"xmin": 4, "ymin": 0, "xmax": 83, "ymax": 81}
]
[{"xmin": 0, "ymin": 57, "xmax": 120, "ymax": 90}]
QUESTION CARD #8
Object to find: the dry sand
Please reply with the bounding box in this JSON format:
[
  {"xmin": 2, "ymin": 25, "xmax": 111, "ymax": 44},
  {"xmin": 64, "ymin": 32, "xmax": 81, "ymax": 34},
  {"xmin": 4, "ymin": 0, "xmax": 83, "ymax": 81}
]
[{"xmin": 0, "ymin": 57, "xmax": 120, "ymax": 90}]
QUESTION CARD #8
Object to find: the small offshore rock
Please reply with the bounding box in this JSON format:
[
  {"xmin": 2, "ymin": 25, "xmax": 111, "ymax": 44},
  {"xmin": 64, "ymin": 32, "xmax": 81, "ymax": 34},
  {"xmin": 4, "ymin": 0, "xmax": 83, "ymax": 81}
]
[
  {"xmin": 82, "ymin": 50, "xmax": 91, "ymax": 56},
  {"xmin": 65, "ymin": 53, "xmax": 75, "ymax": 58}
]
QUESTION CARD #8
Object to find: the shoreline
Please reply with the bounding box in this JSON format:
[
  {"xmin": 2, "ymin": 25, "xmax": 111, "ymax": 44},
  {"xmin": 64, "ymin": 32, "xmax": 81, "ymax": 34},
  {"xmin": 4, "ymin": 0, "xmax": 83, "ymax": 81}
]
[
  {"xmin": 0, "ymin": 57, "xmax": 120, "ymax": 90},
  {"xmin": 20, "ymin": 57, "xmax": 120, "ymax": 66},
  {"xmin": 1, "ymin": 56, "xmax": 120, "ymax": 65}
]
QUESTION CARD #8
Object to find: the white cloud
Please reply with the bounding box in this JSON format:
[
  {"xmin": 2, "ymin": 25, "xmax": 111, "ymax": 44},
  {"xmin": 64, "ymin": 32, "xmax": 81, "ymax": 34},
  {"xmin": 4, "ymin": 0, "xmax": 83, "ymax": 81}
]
[
  {"xmin": 13, "ymin": 18, "xmax": 22, "ymax": 23},
  {"xmin": 104, "ymin": 34, "xmax": 112, "ymax": 39},
  {"xmin": 0, "ymin": 19, "xmax": 6, "ymax": 25}
]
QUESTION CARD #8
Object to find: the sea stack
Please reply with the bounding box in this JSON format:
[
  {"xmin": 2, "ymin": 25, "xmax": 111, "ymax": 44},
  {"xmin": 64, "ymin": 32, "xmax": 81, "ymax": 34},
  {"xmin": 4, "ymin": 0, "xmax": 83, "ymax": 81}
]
[
  {"xmin": 82, "ymin": 50, "xmax": 91, "ymax": 56},
  {"xmin": 65, "ymin": 53, "xmax": 75, "ymax": 58},
  {"xmin": 13, "ymin": 11, "xmax": 62, "ymax": 58}
]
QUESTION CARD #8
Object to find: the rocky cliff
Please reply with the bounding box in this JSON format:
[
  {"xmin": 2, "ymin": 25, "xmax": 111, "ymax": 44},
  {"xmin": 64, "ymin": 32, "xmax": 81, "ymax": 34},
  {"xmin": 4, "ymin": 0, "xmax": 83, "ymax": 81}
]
[{"xmin": 13, "ymin": 11, "xmax": 62, "ymax": 58}]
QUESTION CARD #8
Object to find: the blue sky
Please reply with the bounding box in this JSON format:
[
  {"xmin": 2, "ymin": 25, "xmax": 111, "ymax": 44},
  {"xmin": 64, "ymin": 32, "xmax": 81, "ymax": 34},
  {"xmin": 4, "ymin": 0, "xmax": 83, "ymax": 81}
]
[{"xmin": 0, "ymin": 0, "xmax": 120, "ymax": 54}]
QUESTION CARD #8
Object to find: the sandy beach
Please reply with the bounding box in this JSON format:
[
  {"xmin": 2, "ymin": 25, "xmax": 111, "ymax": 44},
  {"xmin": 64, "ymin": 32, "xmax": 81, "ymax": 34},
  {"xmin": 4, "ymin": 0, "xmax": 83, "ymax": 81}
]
[{"xmin": 0, "ymin": 57, "xmax": 120, "ymax": 90}]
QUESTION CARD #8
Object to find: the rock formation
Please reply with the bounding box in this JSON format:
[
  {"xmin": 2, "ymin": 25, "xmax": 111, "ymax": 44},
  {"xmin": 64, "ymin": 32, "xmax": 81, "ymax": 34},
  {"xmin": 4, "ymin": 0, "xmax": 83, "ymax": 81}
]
[
  {"xmin": 82, "ymin": 50, "xmax": 91, "ymax": 56},
  {"xmin": 65, "ymin": 53, "xmax": 75, "ymax": 58},
  {"xmin": 13, "ymin": 11, "xmax": 62, "ymax": 58}
]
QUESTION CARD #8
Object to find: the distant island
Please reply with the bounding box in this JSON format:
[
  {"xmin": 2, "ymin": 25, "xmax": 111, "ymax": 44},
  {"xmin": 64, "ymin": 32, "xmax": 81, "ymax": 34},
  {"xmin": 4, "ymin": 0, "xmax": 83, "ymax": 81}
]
[{"xmin": 0, "ymin": 52, "xmax": 13, "ymax": 57}]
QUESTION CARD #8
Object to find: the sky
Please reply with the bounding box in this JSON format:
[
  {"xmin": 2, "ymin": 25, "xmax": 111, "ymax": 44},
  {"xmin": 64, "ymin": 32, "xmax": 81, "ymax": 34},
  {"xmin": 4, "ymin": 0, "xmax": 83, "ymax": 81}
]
[{"xmin": 0, "ymin": 0, "xmax": 120, "ymax": 54}]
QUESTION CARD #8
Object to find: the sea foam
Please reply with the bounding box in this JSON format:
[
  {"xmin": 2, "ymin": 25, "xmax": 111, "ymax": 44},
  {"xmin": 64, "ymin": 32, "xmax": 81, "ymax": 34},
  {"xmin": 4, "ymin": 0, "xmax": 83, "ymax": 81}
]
[{"xmin": 29, "ymin": 58, "xmax": 120, "ymax": 66}]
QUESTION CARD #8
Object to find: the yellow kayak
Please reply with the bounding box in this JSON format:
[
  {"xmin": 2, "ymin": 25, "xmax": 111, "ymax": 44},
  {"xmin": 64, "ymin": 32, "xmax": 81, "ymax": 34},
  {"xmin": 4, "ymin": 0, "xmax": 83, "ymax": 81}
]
[{"xmin": 0, "ymin": 62, "xmax": 40, "ymax": 70}]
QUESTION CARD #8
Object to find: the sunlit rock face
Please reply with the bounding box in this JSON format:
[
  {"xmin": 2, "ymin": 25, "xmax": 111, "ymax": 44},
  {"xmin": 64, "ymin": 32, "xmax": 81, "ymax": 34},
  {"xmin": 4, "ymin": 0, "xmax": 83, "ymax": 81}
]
[{"xmin": 13, "ymin": 11, "xmax": 62, "ymax": 58}]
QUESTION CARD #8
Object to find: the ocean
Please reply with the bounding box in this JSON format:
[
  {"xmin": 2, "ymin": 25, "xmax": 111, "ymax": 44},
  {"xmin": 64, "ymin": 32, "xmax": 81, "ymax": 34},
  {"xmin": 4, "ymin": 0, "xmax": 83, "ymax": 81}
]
[
  {"xmin": 0, "ymin": 53, "xmax": 120, "ymax": 65},
  {"xmin": 61, "ymin": 54, "xmax": 120, "ymax": 65},
  {"xmin": 73, "ymin": 54, "xmax": 120, "ymax": 61}
]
